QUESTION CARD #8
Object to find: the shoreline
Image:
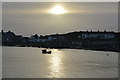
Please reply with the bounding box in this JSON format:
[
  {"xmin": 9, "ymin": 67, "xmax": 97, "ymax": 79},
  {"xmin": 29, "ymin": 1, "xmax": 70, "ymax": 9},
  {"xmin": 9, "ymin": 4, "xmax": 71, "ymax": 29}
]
[{"xmin": 2, "ymin": 45, "xmax": 119, "ymax": 53}]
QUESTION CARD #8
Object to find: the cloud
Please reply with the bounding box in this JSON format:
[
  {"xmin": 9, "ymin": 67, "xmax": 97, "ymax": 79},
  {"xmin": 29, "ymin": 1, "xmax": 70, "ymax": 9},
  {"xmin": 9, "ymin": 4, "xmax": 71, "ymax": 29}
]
[{"xmin": 2, "ymin": 2, "xmax": 118, "ymax": 36}]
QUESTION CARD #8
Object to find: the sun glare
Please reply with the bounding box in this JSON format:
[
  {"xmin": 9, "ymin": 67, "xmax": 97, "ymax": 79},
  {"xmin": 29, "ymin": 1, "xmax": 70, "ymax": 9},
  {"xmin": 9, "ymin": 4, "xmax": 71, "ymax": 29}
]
[{"xmin": 49, "ymin": 5, "xmax": 67, "ymax": 15}]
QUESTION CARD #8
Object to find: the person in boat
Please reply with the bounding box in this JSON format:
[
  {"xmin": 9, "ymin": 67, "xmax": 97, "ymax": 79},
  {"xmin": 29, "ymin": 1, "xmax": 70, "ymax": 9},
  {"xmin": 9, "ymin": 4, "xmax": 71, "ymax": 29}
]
[{"xmin": 42, "ymin": 49, "xmax": 51, "ymax": 54}]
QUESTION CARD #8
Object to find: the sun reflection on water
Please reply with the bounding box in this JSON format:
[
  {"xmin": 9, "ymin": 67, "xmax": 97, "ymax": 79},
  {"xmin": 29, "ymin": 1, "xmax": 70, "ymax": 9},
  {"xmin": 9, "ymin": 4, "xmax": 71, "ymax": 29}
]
[{"xmin": 49, "ymin": 49, "xmax": 64, "ymax": 78}]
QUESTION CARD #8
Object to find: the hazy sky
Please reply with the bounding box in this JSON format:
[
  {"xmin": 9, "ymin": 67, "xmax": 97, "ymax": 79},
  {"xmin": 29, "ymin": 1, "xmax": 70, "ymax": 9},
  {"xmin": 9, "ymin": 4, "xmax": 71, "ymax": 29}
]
[
  {"xmin": 2, "ymin": 0, "xmax": 120, "ymax": 2},
  {"xmin": 2, "ymin": 2, "xmax": 118, "ymax": 36}
]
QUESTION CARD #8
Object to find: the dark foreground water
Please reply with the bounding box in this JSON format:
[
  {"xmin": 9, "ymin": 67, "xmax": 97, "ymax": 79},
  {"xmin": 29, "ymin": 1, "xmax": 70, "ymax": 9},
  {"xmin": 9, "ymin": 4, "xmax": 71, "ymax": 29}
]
[{"xmin": 2, "ymin": 47, "xmax": 118, "ymax": 78}]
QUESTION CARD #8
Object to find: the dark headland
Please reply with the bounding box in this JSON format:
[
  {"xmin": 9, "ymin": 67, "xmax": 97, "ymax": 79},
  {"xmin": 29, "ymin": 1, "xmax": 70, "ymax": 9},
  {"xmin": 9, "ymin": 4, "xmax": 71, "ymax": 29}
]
[{"xmin": 0, "ymin": 30, "xmax": 120, "ymax": 52}]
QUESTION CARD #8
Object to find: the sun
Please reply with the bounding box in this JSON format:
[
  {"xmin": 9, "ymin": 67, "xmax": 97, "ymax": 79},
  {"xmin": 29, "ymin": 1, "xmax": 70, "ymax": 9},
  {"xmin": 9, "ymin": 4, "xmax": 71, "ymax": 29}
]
[{"xmin": 49, "ymin": 5, "xmax": 67, "ymax": 15}]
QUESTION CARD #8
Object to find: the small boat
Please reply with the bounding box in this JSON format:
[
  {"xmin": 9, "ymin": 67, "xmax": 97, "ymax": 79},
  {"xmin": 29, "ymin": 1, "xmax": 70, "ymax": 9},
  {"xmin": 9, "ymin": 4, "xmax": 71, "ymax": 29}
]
[{"xmin": 42, "ymin": 49, "xmax": 51, "ymax": 54}]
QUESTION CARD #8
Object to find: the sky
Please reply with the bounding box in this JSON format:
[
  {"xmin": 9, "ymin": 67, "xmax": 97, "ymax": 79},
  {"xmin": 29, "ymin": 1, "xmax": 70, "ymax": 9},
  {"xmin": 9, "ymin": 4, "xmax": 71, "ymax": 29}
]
[
  {"xmin": 1, "ymin": 0, "xmax": 120, "ymax": 2},
  {"xmin": 2, "ymin": 2, "xmax": 118, "ymax": 36}
]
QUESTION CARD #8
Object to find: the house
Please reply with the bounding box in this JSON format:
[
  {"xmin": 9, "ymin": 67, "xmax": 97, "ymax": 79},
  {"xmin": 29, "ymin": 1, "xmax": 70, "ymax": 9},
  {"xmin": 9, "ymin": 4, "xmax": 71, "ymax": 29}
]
[{"xmin": 81, "ymin": 31, "xmax": 115, "ymax": 39}]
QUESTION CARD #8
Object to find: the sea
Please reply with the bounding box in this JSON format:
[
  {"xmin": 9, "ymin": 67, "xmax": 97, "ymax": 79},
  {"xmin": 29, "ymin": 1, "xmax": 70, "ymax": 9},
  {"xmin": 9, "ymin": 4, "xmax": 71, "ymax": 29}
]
[{"xmin": 2, "ymin": 47, "xmax": 118, "ymax": 78}]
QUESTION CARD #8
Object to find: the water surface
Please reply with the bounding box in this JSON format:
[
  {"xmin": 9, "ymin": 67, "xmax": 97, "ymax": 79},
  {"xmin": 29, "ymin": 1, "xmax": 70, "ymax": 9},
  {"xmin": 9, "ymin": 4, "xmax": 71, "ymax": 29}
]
[{"xmin": 2, "ymin": 47, "xmax": 118, "ymax": 78}]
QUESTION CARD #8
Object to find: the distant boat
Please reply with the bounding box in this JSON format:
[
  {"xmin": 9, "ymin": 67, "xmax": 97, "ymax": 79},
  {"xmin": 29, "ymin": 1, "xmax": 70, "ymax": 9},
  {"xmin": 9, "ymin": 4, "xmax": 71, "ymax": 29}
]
[{"xmin": 42, "ymin": 49, "xmax": 51, "ymax": 54}]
